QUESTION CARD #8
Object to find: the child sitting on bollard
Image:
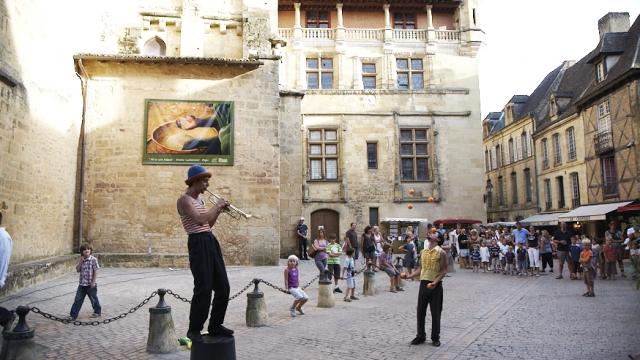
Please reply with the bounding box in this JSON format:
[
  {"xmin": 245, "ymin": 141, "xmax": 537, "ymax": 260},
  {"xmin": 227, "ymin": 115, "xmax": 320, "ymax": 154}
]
[
  {"xmin": 284, "ymin": 255, "xmax": 308, "ymax": 317},
  {"xmin": 379, "ymin": 244, "xmax": 403, "ymax": 292},
  {"xmin": 69, "ymin": 243, "xmax": 102, "ymax": 320},
  {"xmin": 341, "ymin": 248, "xmax": 359, "ymax": 302}
]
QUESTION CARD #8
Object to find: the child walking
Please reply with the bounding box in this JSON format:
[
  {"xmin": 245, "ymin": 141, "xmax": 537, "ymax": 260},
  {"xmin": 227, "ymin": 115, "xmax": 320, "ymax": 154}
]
[
  {"xmin": 284, "ymin": 255, "xmax": 308, "ymax": 317},
  {"xmin": 579, "ymin": 239, "xmax": 595, "ymax": 297},
  {"xmin": 341, "ymin": 248, "xmax": 359, "ymax": 302},
  {"xmin": 479, "ymin": 243, "xmax": 490, "ymax": 273},
  {"xmin": 69, "ymin": 244, "xmax": 102, "ymax": 320},
  {"xmin": 471, "ymin": 244, "xmax": 481, "ymax": 273},
  {"xmin": 569, "ymin": 236, "xmax": 582, "ymax": 280}
]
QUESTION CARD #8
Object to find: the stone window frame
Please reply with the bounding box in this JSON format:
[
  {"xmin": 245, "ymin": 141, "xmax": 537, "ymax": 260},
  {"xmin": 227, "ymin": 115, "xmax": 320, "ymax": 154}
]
[
  {"xmin": 552, "ymin": 133, "xmax": 562, "ymax": 166},
  {"xmin": 566, "ymin": 127, "xmax": 577, "ymax": 161},
  {"xmin": 556, "ymin": 175, "xmax": 565, "ymax": 209},
  {"xmin": 306, "ymin": 10, "xmax": 330, "ymax": 28},
  {"xmin": 544, "ymin": 178, "xmax": 552, "ymax": 211},
  {"xmin": 541, "ymin": 138, "xmax": 549, "ymax": 169},
  {"xmin": 601, "ymin": 154, "xmax": 618, "ymax": 197},
  {"xmin": 596, "ymin": 100, "xmax": 611, "ymax": 134},
  {"xmin": 507, "ymin": 138, "xmax": 514, "ymax": 164},
  {"xmin": 520, "ymin": 132, "xmax": 528, "ymax": 159},
  {"xmin": 399, "ymin": 127, "xmax": 431, "ymax": 182},
  {"xmin": 393, "ymin": 12, "xmax": 417, "ymax": 29},
  {"xmin": 497, "ymin": 176, "xmax": 505, "ymax": 206},
  {"xmin": 306, "ymin": 56, "xmax": 334, "ymax": 90},
  {"xmin": 523, "ymin": 168, "xmax": 532, "ymax": 203},
  {"xmin": 595, "ymin": 60, "xmax": 606, "ymax": 83},
  {"xmin": 367, "ymin": 141, "xmax": 378, "ymax": 169},
  {"xmin": 510, "ymin": 171, "xmax": 518, "ymax": 205},
  {"xmin": 362, "ymin": 62, "xmax": 377, "ymax": 90},
  {"xmin": 396, "ymin": 57, "xmax": 424, "ymax": 90},
  {"xmin": 570, "ymin": 172, "xmax": 580, "ymax": 208},
  {"xmin": 308, "ymin": 127, "xmax": 340, "ymax": 181}
]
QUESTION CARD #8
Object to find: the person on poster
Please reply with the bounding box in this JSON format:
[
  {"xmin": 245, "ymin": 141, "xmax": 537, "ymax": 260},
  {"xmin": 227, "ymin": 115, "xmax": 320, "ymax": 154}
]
[
  {"xmin": 177, "ymin": 164, "xmax": 233, "ymax": 342},
  {"xmin": 176, "ymin": 103, "xmax": 231, "ymax": 155}
]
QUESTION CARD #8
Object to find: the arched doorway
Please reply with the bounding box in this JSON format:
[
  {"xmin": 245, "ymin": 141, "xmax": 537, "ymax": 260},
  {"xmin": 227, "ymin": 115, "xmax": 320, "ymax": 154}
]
[
  {"xmin": 143, "ymin": 36, "xmax": 166, "ymax": 56},
  {"xmin": 310, "ymin": 209, "xmax": 339, "ymax": 241}
]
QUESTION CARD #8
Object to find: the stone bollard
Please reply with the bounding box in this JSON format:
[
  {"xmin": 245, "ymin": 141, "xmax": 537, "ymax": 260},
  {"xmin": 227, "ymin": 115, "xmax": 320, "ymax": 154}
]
[
  {"xmin": 317, "ymin": 270, "xmax": 335, "ymax": 308},
  {"xmin": 0, "ymin": 306, "xmax": 36, "ymax": 360},
  {"xmin": 146, "ymin": 289, "xmax": 177, "ymax": 354},
  {"xmin": 362, "ymin": 270, "xmax": 376, "ymax": 296},
  {"xmin": 191, "ymin": 335, "xmax": 235, "ymax": 360},
  {"xmin": 246, "ymin": 279, "xmax": 268, "ymax": 327}
]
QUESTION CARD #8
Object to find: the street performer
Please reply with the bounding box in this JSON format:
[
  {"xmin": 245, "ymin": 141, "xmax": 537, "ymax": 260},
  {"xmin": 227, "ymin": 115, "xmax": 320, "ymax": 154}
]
[
  {"xmin": 402, "ymin": 232, "xmax": 448, "ymax": 347},
  {"xmin": 177, "ymin": 164, "xmax": 233, "ymax": 342}
]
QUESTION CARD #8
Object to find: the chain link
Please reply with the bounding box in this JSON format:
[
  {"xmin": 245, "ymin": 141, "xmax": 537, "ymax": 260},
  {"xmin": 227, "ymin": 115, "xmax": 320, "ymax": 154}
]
[
  {"xmin": 166, "ymin": 289, "xmax": 192, "ymax": 304},
  {"xmin": 258, "ymin": 279, "xmax": 289, "ymax": 294},
  {"xmin": 31, "ymin": 290, "xmax": 158, "ymax": 326},
  {"xmin": 300, "ymin": 274, "xmax": 319, "ymax": 291},
  {"xmin": 228, "ymin": 281, "xmax": 254, "ymax": 301}
]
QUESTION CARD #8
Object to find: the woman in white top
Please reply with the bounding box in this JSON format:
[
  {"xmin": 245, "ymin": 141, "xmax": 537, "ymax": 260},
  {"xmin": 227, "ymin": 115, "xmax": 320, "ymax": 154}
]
[{"xmin": 373, "ymin": 226, "xmax": 383, "ymax": 267}]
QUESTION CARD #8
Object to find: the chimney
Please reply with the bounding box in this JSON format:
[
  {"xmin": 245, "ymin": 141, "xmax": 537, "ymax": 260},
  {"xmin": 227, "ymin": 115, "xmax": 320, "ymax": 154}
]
[{"xmin": 598, "ymin": 12, "xmax": 630, "ymax": 38}]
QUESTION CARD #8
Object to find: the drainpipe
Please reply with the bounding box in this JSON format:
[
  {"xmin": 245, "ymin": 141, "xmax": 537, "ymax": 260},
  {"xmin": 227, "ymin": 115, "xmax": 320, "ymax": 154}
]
[{"xmin": 75, "ymin": 59, "xmax": 88, "ymax": 251}]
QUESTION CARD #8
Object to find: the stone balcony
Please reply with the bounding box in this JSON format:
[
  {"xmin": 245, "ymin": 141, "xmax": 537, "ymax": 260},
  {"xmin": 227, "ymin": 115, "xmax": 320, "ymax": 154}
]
[{"xmin": 278, "ymin": 27, "xmax": 461, "ymax": 43}]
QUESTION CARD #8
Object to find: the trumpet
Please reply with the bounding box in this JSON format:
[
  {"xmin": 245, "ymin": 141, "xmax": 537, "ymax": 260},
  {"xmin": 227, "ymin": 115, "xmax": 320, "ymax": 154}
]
[{"xmin": 206, "ymin": 190, "xmax": 253, "ymax": 220}]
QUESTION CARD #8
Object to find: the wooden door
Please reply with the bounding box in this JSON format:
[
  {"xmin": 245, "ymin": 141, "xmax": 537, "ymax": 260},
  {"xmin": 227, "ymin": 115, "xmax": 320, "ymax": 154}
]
[{"xmin": 310, "ymin": 209, "xmax": 340, "ymax": 241}]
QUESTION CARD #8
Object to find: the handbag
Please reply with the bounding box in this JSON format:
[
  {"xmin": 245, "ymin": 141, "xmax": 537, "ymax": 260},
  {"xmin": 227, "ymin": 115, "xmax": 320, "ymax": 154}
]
[{"xmin": 308, "ymin": 246, "xmax": 317, "ymax": 258}]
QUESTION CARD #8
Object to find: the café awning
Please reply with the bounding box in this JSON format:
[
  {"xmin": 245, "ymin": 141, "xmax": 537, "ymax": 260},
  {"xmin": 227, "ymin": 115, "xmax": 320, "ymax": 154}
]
[
  {"xmin": 558, "ymin": 201, "xmax": 633, "ymax": 222},
  {"xmin": 520, "ymin": 212, "xmax": 567, "ymax": 226},
  {"xmin": 381, "ymin": 218, "xmax": 429, "ymax": 223},
  {"xmin": 617, "ymin": 203, "xmax": 640, "ymax": 213}
]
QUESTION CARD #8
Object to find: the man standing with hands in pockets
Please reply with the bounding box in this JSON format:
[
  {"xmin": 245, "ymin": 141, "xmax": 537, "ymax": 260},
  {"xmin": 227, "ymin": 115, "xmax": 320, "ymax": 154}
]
[{"xmin": 402, "ymin": 233, "xmax": 448, "ymax": 347}]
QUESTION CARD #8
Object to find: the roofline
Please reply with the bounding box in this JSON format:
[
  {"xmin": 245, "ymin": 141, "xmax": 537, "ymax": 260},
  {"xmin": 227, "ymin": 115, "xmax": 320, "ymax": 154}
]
[
  {"xmin": 73, "ymin": 54, "xmax": 263, "ymax": 67},
  {"xmin": 575, "ymin": 68, "xmax": 640, "ymax": 108}
]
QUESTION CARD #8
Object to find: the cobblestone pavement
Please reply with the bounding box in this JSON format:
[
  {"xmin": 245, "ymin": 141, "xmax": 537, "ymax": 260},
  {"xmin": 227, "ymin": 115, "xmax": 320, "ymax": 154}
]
[{"xmin": 0, "ymin": 258, "xmax": 638, "ymax": 359}]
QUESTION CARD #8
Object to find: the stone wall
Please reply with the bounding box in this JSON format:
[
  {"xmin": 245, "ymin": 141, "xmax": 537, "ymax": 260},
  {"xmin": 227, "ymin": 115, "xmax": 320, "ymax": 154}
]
[
  {"xmin": 0, "ymin": 0, "xmax": 83, "ymax": 263},
  {"xmin": 79, "ymin": 59, "xmax": 282, "ymax": 265},
  {"xmin": 278, "ymin": 91, "xmax": 304, "ymax": 257}
]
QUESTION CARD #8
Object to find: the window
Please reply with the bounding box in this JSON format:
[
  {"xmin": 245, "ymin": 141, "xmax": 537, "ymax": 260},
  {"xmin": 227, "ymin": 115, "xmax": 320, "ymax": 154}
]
[
  {"xmin": 367, "ymin": 142, "xmax": 377, "ymax": 169},
  {"xmin": 396, "ymin": 58, "xmax": 424, "ymax": 90},
  {"xmin": 495, "ymin": 145, "xmax": 502, "ymax": 167},
  {"xmin": 550, "ymin": 98, "xmax": 558, "ymax": 117},
  {"xmin": 541, "ymin": 138, "xmax": 549, "ymax": 168},
  {"xmin": 497, "ymin": 176, "xmax": 505, "ymax": 206},
  {"xmin": 362, "ymin": 63, "xmax": 377, "ymax": 89},
  {"xmin": 521, "ymin": 132, "xmax": 528, "ymax": 158},
  {"xmin": 570, "ymin": 172, "xmax": 580, "ymax": 208},
  {"xmin": 524, "ymin": 169, "xmax": 532, "ymax": 202},
  {"xmin": 369, "ymin": 207, "xmax": 379, "ymax": 226},
  {"xmin": 306, "ymin": 10, "xmax": 329, "ymax": 28},
  {"xmin": 306, "ymin": 58, "xmax": 333, "ymax": 89},
  {"xmin": 596, "ymin": 100, "xmax": 611, "ymax": 133},
  {"xmin": 400, "ymin": 128, "xmax": 430, "ymax": 181},
  {"xmin": 508, "ymin": 139, "xmax": 514, "ymax": 163},
  {"xmin": 552, "ymin": 133, "xmax": 562, "ymax": 165},
  {"xmin": 544, "ymin": 179, "xmax": 552, "ymax": 210},
  {"xmin": 601, "ymin": 155, "xmax": 618, "ymax": 196},
  {"xmin": 489, "ymin": 147, "xmax": 495, "ymax": 170},
  {"xmin": 393, "ymin": 13, "xmax": 416, "ymax": 29},
  {"xmin": 566, "ymin": 127, "xmax": 576, "ymax": 160},
  {"xmin": 595, "ymin": 60, "xmax": 606, "ymax": 83},
  {"xmin": 485, "ymin": 150, "xmax": 489, "ymax": 172},
  {"xmin": 308, "ymin": 129, "xmax": 339, "ymax": 180},
  {"xmin": 510, "ymin": 172, "xmax": 518, "ymax": 204},
  {"xmin": 556, "ymin": 176, "xmax": 565, "ymax": 208},
  {"xmin": 143, "ymin": 37, "xmax": 166, "ymax": 56}
]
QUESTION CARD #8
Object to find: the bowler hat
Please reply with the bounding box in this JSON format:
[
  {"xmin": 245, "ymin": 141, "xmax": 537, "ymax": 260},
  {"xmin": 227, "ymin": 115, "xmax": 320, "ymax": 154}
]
[{"xmin": 185, "ymin": 164, "xmax": 212, "ymax": 185}]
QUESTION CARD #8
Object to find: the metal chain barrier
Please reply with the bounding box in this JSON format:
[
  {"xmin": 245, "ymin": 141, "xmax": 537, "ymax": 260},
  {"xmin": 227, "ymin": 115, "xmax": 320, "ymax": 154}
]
[
  {"xmin": 31, "ymin": 290, "xmax": 158, "ymax": 326},
  {"xmin": 29, "ymin": 269, "xmax": 364, "ymax": 326}
]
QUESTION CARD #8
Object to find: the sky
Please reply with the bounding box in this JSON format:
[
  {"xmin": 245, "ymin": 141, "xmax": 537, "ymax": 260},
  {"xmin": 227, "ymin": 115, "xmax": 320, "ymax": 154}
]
[{"xmin": 477, "ymin": 0, "xmax": 640, "ymax": 119}]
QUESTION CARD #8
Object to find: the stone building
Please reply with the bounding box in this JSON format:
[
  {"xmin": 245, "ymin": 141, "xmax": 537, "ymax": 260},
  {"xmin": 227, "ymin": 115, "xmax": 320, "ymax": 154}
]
[
  {"xmin": 578, "ymin": 13, "xmax": 639, "ymax": 204},
  {"xmin": 0, "ymin": 0, "xmax": 485, "ymax": 287},
  {"xmin": 482, "ymin": 12, "xmax": 640, "ymax": 236},
  {"xmin": 277, "ymin": 0, "xmax": 484, "ymax": 250}
]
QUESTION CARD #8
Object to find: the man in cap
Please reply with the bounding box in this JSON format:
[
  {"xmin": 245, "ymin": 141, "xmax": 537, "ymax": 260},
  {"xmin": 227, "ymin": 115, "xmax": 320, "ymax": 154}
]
[
  {"xmin": 297, "ymin": 216, "xmax": 309, "ymax": 260},
  {"xmin": 177, "ymin": 164, "xmax": 232, "ymax": 342}
]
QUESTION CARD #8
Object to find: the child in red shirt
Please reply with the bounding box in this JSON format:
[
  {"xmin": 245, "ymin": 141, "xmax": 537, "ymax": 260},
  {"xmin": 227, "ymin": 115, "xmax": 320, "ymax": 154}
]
[
  {"xmin": 579, "ymin": 239, "xmax": 595, "ymax": 297},
  {"xmin": 602, "ymin": 238, "xmax": 617, "ymax": 280}
]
